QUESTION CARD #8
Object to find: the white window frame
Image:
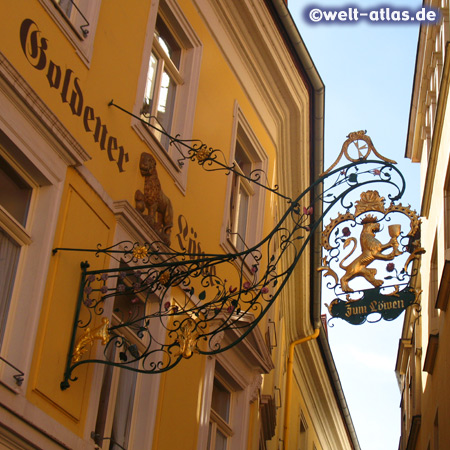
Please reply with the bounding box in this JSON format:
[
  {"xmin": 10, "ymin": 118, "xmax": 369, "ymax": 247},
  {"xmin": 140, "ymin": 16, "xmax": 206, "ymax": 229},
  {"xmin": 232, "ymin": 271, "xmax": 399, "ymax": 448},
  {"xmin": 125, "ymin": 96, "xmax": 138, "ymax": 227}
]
[
  {"xmin": 221, "ymin": 104, "xmax": 268, "ymax": 265},
  {"xmin": 86, "ymin": 200, "xmax": 169, "ymax": 449},
  {"xmin": 93, "ymin": 280, "xmax": 158, "ymax": 450},
  {"xmin": 141, "ymin": 17, "xmax": 184, "ymax": 149},
  {"xmin": 197, "ymin": 319, "xmax": 273, "ymax": 450},
  {"xmin": 93, "ymin": 344, "xmax": 140, "ymax": 450},
  {"xmin": 37, "ymin": 0, "xmax": 102, "ymax": 66},
  {"xmin": 299, "ymin": 412, "xmax": 308, "ymax": 449},
  {"xmin": 200, "ymin": 357, "xmax": 251, "ymax": 450},
  {"xmin": 208, "ymin": 376, "xmax": 234, "ymax": 449},
  {"xmin": 429, "ymin": 236, "xmax": 440, "ymax": 333},
  {"xmin": 0, "ymin": 153, "xmax": 35, "ymax": 348},
  {"xmin": 0, "ymin": 54, "xmax": 89, "ymax": 397},
  {"xmin": 133, "ymin": 0, "xmax": 202, "ymax": 192}
]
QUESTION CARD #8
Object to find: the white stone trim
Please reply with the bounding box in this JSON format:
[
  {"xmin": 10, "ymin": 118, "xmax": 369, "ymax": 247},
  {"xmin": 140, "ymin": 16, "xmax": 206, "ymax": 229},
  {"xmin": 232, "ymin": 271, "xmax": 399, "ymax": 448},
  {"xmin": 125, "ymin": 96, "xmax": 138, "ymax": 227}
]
[
  {"xmin": 132, "ymin": 0, "xmax": 203, "ymax": 192},
  {"xmin": 37, "ymin": 0, "xmax": 102, "ymax": 67}
]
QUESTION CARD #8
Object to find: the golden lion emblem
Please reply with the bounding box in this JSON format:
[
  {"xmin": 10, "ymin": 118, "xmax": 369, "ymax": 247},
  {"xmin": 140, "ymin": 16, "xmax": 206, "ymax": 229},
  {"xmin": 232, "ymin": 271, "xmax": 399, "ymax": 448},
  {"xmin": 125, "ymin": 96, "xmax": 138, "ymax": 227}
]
[{"xmin": 339, "ymin": 215, "xmax": 401, "ymax": 292}]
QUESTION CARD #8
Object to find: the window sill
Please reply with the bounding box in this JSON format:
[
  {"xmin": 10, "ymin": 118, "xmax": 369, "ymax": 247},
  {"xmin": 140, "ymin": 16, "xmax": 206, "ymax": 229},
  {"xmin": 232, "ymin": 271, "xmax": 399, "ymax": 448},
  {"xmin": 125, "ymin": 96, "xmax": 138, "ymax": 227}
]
[{"xmin": 132, "ymin": 120, "xmax": 188, "ymax": 193}]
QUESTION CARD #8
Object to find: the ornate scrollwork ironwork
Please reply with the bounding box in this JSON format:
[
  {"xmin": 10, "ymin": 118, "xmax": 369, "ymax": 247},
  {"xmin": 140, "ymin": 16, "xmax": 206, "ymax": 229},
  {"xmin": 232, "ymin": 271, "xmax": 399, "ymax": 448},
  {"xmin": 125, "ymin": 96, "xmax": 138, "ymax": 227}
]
[{"xmin": 58, "ymin": 122, "xmax": 422, "ymax": 388}]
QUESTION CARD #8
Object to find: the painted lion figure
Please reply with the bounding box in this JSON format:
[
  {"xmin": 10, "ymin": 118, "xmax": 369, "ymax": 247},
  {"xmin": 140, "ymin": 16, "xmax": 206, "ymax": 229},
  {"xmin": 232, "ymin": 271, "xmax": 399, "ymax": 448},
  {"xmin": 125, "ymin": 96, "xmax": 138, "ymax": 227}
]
[
  {"xmin": 135, "ymin": 152, "xmax": 173, "ymax": 245},
  {"xmin": 339, "ymin": 216, "xmax": 401, "ymax": 293}
]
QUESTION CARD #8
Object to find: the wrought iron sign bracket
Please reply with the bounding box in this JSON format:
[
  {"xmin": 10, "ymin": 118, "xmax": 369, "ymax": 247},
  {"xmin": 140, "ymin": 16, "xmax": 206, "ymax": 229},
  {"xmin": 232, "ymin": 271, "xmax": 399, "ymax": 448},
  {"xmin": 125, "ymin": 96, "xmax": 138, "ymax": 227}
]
[{"xmin": 56, "ymin": 128, "xmax": 424, "ymax": 389}]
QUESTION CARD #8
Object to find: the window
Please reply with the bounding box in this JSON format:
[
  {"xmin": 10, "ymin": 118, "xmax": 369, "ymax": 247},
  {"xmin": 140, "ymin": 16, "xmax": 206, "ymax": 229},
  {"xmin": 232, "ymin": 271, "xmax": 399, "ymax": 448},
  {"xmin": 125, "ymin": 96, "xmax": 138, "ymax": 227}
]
[
  {"xmin": 133, "ymin": 0, "xmax": 202, "ymax": 190},
  {"xmin": 229, "ymin": 141, "xmax": 254, "ymax": 253},
  {"xmin": 53, "ymin": 0, "xmax": 89, "ymax": 36},
  {"xmin": 222, "ymin": 106, "xmax": 268, "ymax": 258},
  {"xmin": 94, "ymin": 270, "xmax": 151, "ymax": 450},
  {"xmin": 197, "ymin": 324, "xmax": 273, "ymax": 450},
  {"xmin": 298, "ymin": 413, "xmax": 308, "ymax": 449},
  {"xmin": 141, "ymin": 16, "xmax": 183, "ymax": 150},
  {"xmin": 429, "ymin": 237, "xmax": 439, "ymax": 332},
  {"xmin": 94, "ymin": 346, "xmax": 139, "ymax": 450},
  {"xmin": 433, "ymin": 410, "xmax": 439, "ymax": 450},
  {"xmin": 89, "ymin": 202, "xmax": 172, "ymax": 448},
  {"xmin": 208, "ymin": 377, "xmax": 234, "ymax": 450},
  {"xmin": 0, "ymin": 154, "xmax": 33, "ymax": 348},
  {"xmin": 38, "ymin": 0, "xmax": 102, "ymax": 64}
]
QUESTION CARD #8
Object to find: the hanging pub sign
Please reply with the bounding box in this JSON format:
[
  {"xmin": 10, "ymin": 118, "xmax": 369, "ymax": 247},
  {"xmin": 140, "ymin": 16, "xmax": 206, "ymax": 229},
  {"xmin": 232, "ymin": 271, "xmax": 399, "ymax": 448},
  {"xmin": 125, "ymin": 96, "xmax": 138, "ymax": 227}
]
[
  {"xmin": 317, "ymin": 134, "xmax": 425, "ymax": 325},
  {"xmin": 55, "ymin": 127, "xmax": 424, "ymax": 389}
]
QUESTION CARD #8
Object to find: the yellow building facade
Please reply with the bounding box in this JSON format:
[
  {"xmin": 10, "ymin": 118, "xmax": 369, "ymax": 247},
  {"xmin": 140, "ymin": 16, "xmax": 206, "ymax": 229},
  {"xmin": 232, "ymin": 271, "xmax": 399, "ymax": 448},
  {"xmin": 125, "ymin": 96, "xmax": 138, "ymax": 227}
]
[
  {"xmin": 398, "ymin": 1, "xmax": 450, "ymax": 448},
  {"xmin": 0, "ymin": 1, "xmax": 357, "ymax": 449}
]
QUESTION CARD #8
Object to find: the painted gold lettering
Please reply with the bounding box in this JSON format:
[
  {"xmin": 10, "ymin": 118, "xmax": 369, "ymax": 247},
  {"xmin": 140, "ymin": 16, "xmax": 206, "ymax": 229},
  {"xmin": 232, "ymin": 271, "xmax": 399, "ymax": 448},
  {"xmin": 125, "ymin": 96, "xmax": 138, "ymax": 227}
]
[
  {"xmin": 345, "ymin": 305, "xmax": 352, "ymax": 318},
  {"xmin": 370, "ymin": 300, "xmax": 377, "ymax": 312}
]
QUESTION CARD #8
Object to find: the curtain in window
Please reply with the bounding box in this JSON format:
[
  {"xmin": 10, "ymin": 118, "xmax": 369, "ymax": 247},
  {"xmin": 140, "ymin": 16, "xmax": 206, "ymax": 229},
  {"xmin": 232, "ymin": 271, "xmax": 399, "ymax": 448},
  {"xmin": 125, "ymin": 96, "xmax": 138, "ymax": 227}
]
[
  {"xmin": 0, "ymin": 229, "xmax": 20, "ymax": 347},
  {"xmin": 111, "ymin": 362, "xmax": 138, "ymax": 449}
]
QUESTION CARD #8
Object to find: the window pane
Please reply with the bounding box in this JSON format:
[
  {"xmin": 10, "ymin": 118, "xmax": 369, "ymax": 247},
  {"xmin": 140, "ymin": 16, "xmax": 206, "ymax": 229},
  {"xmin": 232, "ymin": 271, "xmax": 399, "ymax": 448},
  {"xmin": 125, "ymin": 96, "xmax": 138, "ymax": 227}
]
[
  {"xmin": 155, "ymin": 16, "xmax": 181, "ymax": 68},
  {"xmin": 113, "ymin": 292, "xmax": 145, "ymax": 338},
  {"xmin": 113, "ymin": 266, "xmax": 146, "ymax": 338},
  {"xmin": 56, "ymin": 0, "xmax": 73, "ymax": 17},
  {"xmin": 215, "ymin": 429, "xmax": 228, "ymax": 450},
  {"xmin": 207, "ymin": 422, "xmax": 213, "ymax": 449},
  {"xmin": 142, "ymin": 53, "xmax": 159, "ymax": 117},
  {"xmin": 0, "ymin": 229, "xmax": 20, "ymax": 347},
  {"xmin": 111, "ymin": 365, "xmax": 138, "ymax": 449},
  {"xmin": 0, "ymin": 156, "xmax": 32, "ymax": 226},
  {"xmin": 211, "ymin": 379, "xmax": 231, "ymax": 423},
  {"xmin": 236, "ymin": 185, "xmax": 250, "ymax": 251},
  {"xmin": 156, "ymin": 70, "xmax": 176, "ymax": 149},
  {"xmin": 235, "ymin": 142, "xmax": 252, "ymax": 177},
  {"xmin": 94, "ymin": 346, "xmax": 116, "ymax": 448}
]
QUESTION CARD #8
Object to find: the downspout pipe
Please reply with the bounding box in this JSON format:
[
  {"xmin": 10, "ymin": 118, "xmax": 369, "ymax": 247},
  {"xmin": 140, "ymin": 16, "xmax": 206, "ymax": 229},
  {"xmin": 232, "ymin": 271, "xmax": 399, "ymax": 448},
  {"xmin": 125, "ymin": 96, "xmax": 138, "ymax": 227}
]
[
  {"xmin": 282, "ymin": 328, "xmax": 320, "ymax": 449},
  {"xmin": 268, "ymin": 1, "xmax": 360, "ymax": 449}
]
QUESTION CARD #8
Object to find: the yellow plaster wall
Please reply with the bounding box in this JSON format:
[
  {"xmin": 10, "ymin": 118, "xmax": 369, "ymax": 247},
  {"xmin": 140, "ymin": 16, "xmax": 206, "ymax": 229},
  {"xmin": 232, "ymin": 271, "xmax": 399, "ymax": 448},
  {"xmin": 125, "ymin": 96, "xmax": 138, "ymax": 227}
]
[
  {"xmin": 290, "ymin": 379, "xmax": 322, "ymax": 450},
  {"xmin": 0, "ymin": 0, "xmax": 312, "ymax": 445},
  {"xmin": 27, "ymin": 168, "xmax": 115, "ymax": 434},
  {"xmin": 152, "ymin": 354, "xmax": 206, "ymax": 450}
]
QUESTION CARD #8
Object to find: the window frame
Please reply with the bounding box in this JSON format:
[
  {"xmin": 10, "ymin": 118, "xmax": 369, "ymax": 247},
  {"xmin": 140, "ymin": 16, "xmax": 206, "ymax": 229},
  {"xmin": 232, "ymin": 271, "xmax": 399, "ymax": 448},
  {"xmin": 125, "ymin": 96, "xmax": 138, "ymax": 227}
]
[
  {"xmin": 141, "ymin": 18, "xmax": 184, "ymax": 150},
  {"xmin": 37, "ymin": 0, "xmax": 102, "ymax": 66},
  {"xmin": 197, "ymin": 321, "xmax": 274, "ymax": 450},
  {"xmin": 93, "ymin": 272, "xmax": 158, "ymax": 450},
  {"xmin": 0, "ymin": 152, "xmax": 36, "ymax": 349},
  {"xmin": 221, "ymin": 104, "xmax": 268, "ymax": 266},
  {"xmin": 132, "ymin": 0, "xmax": 202, "ymax": 192},
  {"xmin": 93, "ymin": 343, "xmax": 140, "ymax": 450},
  {"xmin": 0, "ymin": 48, "xmax": 89, "ymax": 449},
  {"xmin": 87, "ymin": 201, "xmax": 170, "ymax": 449},
  {"xmin": 208, "ymin": 376, "xmax": 234, "ymax": 449}
]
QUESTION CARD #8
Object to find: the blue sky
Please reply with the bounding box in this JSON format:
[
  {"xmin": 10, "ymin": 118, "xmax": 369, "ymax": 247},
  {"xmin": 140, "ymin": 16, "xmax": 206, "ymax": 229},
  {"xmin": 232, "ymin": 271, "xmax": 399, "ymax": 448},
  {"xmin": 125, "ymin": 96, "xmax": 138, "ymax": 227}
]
[{"xmin": 287, "ymin": 1, "xmax": 422, "ymax": 449}]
